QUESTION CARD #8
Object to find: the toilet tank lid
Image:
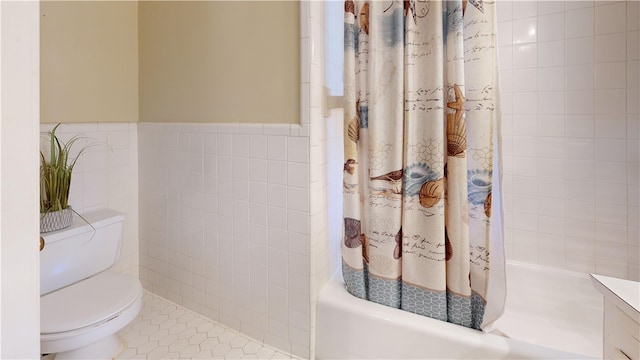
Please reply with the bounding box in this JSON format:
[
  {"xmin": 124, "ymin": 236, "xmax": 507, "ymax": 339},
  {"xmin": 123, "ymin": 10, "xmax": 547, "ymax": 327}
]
[{"xmin": 41, "ymin": 209, "xmax": 125, "ymax": 245}]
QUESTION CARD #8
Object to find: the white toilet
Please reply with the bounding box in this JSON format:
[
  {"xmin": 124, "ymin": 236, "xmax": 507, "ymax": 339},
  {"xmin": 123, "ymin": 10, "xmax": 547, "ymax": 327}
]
[{"xmin": 40, "ymin": 209, "xmax": 143, "ymax": 360}]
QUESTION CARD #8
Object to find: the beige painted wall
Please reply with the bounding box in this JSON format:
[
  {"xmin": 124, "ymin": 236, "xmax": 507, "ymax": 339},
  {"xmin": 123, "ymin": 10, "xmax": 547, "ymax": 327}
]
[
  {"xmin": 138, "ymin": 1, "xmax": 300, "ymax": 123},
  {"xmin": 40, "ymin": 1, "xmax": 138, "ymax": 123}
]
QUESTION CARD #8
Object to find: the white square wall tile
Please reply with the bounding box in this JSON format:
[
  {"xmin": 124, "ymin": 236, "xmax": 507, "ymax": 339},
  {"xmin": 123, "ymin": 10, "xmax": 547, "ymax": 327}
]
[
  {"xmin": 628, "ymin": 89, "xmax": 640, "ymax": 114},
  {"xmin": 566, "ymin": 236, "xmax": 595, "ymax": 258},
  {"xmin": 538, "ymin": 137, "xmax": 566, "ymax": 158},
  {"xmin": 287, "ymin": 187, "xmax": 309, "ymax": 212},
  {"xmin": 595, "ymin": 221, "xmax": 627, "ymax": 246},
  {"xmin": 595, "ymin": 62, "xmax": 627, "ymax": 89},
  {"xmin": 538, "ymin": 158, "xmax": 565, "ymax": 177},
  {"xmin": 513, "ymin": 194, "xmax": 539, "ymax": 214},
  {"xmin": 513, "ymin": 44, "xmax": 538, "ymax": 69},
  {"xmin": 512, "ymin": 17, "xmax": 537, "ymax": 44},
  {"xmin": 249, "ymin": 159, "xmax": 268, "ymax": 182},
  {"xmin": 267, "ymin": 160, "xmax": 287, "ymax": 185},
  {"xmin": 538, "ymin": 91, "xmax": 565, "ymax": 115},
  {"xmin": 233, "ymin": 134, "xmax": 250, "ymax": 158},
  {"xmin": 513, "ymin": 69, "xmax": 538, "ymax": 92},
  {"xmin": 567, "ymin": 218, "xmax": 596, "ymax": 240},
  {"xmin": 512, "ymin": 1, "xmax": 537, "ymax": 20},
  {"xmin": 566, "ymin": 255, "xmax": 596, "ymax": 274},
  {"xmin": 288, "ymin": 231, "xmax": 310, "ymax": 257},
  {"xmin": 565, "ymin": 1, "xmax": 594, "ymax": 12},
  {"xmin": 249, "ymin": 135, "xmax": 268, "ymax": 160},
  {"xmin": 268, "ymin": 136, "xmax": 287, "ymax": 161},
  {"xmin": 595, "ymin": 203, "xmax": 628, "ymax": 226},
  {"xmin": 538, "ymin": 1, "xmax": 564, "ymax": 15},
  {"xmin": 499, "ymin": 46, "xmax": 513, "ymax": 70},
  {"xmin": 538, "ymin": 250, "xmax": 567, "ymax": 269},
  {"xmin": 565, "ymin": 115, "xmax": 594, "ymax": 138},
  {"xmin": 513, "ymin": 115, "xmax": 537, "ymax": 136},
  {"xmin": 267, "ymin": 184, "xmax": 287, "ymax": 208},
  {"xmin": 538, "ymin": 234, "xmax": 566, "ymax": 252},
  {"xmin": 565, "ymin": 64, "xmax": 594, "ymax": 91},
  {"xmin": 249, "ymin": 181, "xmax": 268, "ymax": 205},
  {"xmin": 217, "ymin": 134, "xmax": 233, "ymax": 156},
  {"xmin": 512, "ymin": 137, "xmax": 538, "ymax": 157},
  {"xmin": 203, "ymin": 133, "xmax": 217, "ymax": 155},
  {"xmin": 497, "ymin": 0, "xmax": 513, "ymax": 22},
  {"xmin": 596, "ymin": 259, "xmax": 628, "ymax": 278},
  {"xmin": 594, "ymin": 89, "xmax": 627, "ymax": 115},
  {"xmin": 218, "ymin": 156, "xmax": 233, "ymax": 179},
  {"xmin": 498, "ymin": 22, "xmax": 513, "ymax": 47},
  {"xmin": 595, "ymin": 138, "xmax": 627, "ymax": 161},
  {"xmin": 566, "ymin": 138, "xmax": 595, "ymax": 160},
  {"xmin": 287, "ymin": 162, "xmax": 310, "ymax": 189},
  {"xmin": 268, "ymin": 206, "xmax": 288, "ymax": 230},
  {"xmin": 538, "ymin": 13, "xmax": 564, "ymax": 42},
  {"xmin": 595, "ymin": 241, "xmax": 628, "ymax": 263},
  {"xmin": 233, "ymin": 157, "xmax": 249, "ymax": 180},
  {"xmin": 565, "ymin": 91, "xmax": 594, "ymax": 116},
  {"xmin": 288, "ymin": 210, "xmax": 310, "ymax": 235},
  {"xmin": 595, "ymin": 181, "xmax": 628, "ymax": 205},
  {"xmin": 595, "ymin": 161, "xmax": 627, "ymax": 184},
  {"xmin": 565, "ymin": 160, "xmax": 595, "ymax": 181},
  {"xmin": 287, "ymin": 137, "xmax": 310, "ymax": 163},
  {"xmin": 628, "ymin": 1, "xmax": 640, "ymax": 31},
  {"xmin": 513, "ymin": 92, "xmax": 538, "ymax": 115},
  {"xmin": 249, "ymin": 203, "xmax": 268, "ymax": 226},
  {"xmin": 538, "ymin": 67, "xmax": 565, "ymax": 91},
  {"xmin": 595, "ymin": 33, "xmax": 627, "ymax": 63},
  {"xmin": 595, "ymin": 2, "xmax": 626, "ymax": 35},
  {"xmin": 565, "ymin": 7, "xmax": 594, "ymax": 39},
  {"xmin": 565, "ymin": 37, "xmax": 593, "ymax": 65}
]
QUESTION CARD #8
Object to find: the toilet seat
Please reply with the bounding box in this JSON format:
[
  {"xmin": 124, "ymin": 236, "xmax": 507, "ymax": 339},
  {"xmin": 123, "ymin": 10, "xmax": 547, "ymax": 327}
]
[{"xmin": 41, "ymin": 271, "xmax": 143, "ymax": 355}]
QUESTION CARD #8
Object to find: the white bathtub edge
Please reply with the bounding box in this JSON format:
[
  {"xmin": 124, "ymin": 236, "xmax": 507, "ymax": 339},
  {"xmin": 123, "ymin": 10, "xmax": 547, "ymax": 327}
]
[{"xmin": 316, "ymin": 270, "xmax": 594, "ymax": 360}]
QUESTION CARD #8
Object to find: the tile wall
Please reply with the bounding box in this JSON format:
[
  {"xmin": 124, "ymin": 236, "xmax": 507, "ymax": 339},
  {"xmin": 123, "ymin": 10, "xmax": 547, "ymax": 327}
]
[
  {"xmin": 137, "ymin": 121, "xmax": 311, "ymax": 358},
  {"xmin": 498, "ymin": 1, "xmax": 639, "ymax": 280},
  {"xmin": 308, "ymin": 1, "xmax": 345, "ymax": 357},
  {"xmin": 40, "ymin": 122, "xmax": 140, "ymax": 277},
  {"xmin": 138, "ymin": 4, "xmax": 313, "ymax": 358}
]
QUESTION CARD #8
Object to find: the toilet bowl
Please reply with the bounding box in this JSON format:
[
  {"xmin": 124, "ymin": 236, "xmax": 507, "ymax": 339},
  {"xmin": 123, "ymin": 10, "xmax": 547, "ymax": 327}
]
[{"xmin": 40, "ymin": 209, "xmax": 142, "ymax": 359}]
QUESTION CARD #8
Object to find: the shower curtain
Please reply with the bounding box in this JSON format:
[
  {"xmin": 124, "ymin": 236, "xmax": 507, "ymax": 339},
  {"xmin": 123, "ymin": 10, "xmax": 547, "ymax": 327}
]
[{"xmin": 342, "ymin": 0, "xmax": 505, "ymax": 330}]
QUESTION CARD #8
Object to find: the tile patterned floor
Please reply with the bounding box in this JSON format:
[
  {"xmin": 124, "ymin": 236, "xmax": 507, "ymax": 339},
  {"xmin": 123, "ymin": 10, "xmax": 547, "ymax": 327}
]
[{"xmin": 115, "ymin": 291, "xmax": 295, "ymax": 360}]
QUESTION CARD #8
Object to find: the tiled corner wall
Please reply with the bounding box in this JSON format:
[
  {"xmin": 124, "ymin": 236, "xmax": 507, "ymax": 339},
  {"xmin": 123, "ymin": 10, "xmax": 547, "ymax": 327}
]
[
  {"xmin": 137, "ymin": 122, "xmax": 311, "ymax": 358},
  {"xmin": 40, "ymin": 123, "xmax": 140, "ymax": 277},
  {"xmin": 308, "ymin": 0, "xmax": 344, "ymax": 358},
  {"xmin": 498, "ymin": 1, "xmax": 640, "ymax": 280}
]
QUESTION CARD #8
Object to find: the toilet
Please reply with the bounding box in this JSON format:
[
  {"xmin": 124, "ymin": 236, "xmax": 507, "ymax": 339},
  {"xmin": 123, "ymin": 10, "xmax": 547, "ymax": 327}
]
[{"xmin": 40, "ymin": 209, "xmax": 143, "ymax": 360}]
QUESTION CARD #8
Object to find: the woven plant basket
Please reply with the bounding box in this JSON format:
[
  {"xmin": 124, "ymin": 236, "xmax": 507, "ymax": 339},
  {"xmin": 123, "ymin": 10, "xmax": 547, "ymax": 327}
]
[{"xmin": 40, "ymin": 207, "xmax": 73, "ymax": 233}]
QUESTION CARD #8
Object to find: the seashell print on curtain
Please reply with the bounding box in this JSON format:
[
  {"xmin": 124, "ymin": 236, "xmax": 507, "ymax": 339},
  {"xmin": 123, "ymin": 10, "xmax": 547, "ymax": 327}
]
[{"xmin": 342, "ymin": 0, "xmax": 506, "ymax": 330}]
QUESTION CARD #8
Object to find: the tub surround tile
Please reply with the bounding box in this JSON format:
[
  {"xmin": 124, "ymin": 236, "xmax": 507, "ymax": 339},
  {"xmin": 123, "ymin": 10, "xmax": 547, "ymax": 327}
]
[
  {"xmin": 512, "ymin": 1, "xmax": 537, "ymax": 20},
  {"xmin": 595, "ymin": 2, "xmax": 626, "ymax": 35},
  {"xmin": 537, "ymin": 13, "xmax": 564, "ymax": 42},
  {"xmin": 512, "ymin": 17, "xmax": 537, "ymax": 44},
  {"xmin": 565, "ymin": 7, "xmax": 594, "ymax": 38},
  {"xmin": 498, "ymin": 1, "xmax": 640, "ymax": 277}
]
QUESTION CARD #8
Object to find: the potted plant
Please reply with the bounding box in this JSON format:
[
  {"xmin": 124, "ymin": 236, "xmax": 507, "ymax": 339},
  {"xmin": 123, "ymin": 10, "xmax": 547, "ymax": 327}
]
[{"xmin": 40, "ymin": 123, "xmax": 93, "ymax": 233}]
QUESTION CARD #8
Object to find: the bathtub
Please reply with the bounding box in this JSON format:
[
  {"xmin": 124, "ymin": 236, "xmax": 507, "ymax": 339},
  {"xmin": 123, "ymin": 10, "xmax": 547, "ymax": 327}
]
[{"xmin": 316, "ymin": 261, "xmax": 603, "ymax": 359}]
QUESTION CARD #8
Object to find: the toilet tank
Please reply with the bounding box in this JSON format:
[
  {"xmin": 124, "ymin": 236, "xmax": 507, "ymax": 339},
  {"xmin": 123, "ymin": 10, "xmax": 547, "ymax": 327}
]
[{"xmin": 40, "ymin": 209, "xmax": 126, "ymax": 296}]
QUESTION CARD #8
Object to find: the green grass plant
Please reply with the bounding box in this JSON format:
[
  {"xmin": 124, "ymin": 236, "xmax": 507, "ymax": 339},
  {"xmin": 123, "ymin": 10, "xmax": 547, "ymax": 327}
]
[{"xmin": 40, "ymin": 123, "xmax": 93, "ymax": 214}]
